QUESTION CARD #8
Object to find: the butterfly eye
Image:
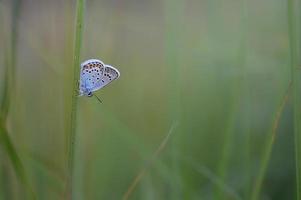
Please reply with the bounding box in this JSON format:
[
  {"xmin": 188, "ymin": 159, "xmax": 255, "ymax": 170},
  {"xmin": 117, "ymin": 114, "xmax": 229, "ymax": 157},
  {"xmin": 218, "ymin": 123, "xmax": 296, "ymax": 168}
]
[{"xmin": 88, "ymin": 92, "xmax": 93, "ymax": 97}]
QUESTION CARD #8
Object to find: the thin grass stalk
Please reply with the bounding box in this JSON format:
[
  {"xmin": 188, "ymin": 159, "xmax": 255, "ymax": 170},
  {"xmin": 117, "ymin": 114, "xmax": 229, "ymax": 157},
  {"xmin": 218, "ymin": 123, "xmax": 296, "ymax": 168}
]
[
  {"xmin": 98, "ymin": 106, "xmax": 179, "ymax": 198},
  {"xmin": 0, "ymin": 0, "xmax": 36, "ymax": 199},
  {"xmin": 0, "ymin": 123, "xmax": 36, "ymax": 199},
  {"xmin": 0, "ymin": 0, "xmax": 20, "ymax": 118},
  {"xmin": 164, "ymin": 0, "xmax": 183, "ymax": 198},
  {"xmin": 214, "ymin": 106, "xmax": 239, "ymax": 200},
  {"xmin": 204, "ymin": 1, "xmax": 245, "ymax": 199},
  {"xmin": 66, "ymin": 0, "xmax": 85, "ymax": 199},
  {"xmin": 182, "ymin": 156, "xmax": 242, "ymax": 200},
  {"xmin": 287, "ymin": 0, "xmax": 301, "ymax": 198},
  {"xmin": 122, "ymin": 123, "xmax": 178, "ymax": 200},
  {"xmin": 214, "ymin": 2, "xmax": 249, "ymax": 199},
  {"xmin": 250, "ymin": 82, "xmax": 292, "ymax": 200},
  {"xmin": 238, "ymin": 0, "xmax": 251, "ymax": 198},
  {"xmin": 0, "ymin": 2, "xmax": 14, "ymax": 199}
]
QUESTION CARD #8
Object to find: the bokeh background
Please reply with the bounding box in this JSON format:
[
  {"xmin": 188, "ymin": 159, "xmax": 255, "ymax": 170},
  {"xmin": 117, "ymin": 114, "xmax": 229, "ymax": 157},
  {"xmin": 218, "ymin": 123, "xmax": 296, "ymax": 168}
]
[{"xmin": 0, "ymin": 0, "xmax": 296, "ymax": 199}]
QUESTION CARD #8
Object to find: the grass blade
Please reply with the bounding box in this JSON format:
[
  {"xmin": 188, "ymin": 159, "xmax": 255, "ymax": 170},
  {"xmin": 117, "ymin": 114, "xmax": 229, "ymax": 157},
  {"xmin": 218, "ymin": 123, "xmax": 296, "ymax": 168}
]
[
  {"xmin": 251, "ymin": 82, "xmax": 292, "ymax": 200},
  {"xmin": 183, "ymin": 156, "xmax": 242, "ymax": 200},
  {"xmin": 0, "ymin": 0, "xmax": 36, "ymax": 199},
  {"xmin": 214, "ymin": 1, "xmax": 249, "ymax": 198},
  {"xmin": 122, "ymin": 122, "xmax": 178, "ymax": 200},
  {"xmin": 0, "ymin": 0, "xmax": 20, "ymax": 118},
  {"xmin": 66, "ymin": 0, "xmax": 85, "ymax": 199},
  {"xmin": 164, "ymin": 0, "xmax": 183, "ymax": 198},
  {"xmin": 287, "ymin": 0, "xmax": 301, "ymax": 198},
  {"xmin": 0, "ymin": 123, "xmax": 35, "ymax": 199}
]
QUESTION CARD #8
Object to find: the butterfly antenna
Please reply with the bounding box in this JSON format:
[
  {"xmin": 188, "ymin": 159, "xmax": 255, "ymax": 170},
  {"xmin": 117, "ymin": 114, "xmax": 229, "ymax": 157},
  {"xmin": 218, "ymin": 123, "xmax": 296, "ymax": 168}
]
[{"xmin": 94, "ymin": 94, "xmax": 103, "ymax": 103}]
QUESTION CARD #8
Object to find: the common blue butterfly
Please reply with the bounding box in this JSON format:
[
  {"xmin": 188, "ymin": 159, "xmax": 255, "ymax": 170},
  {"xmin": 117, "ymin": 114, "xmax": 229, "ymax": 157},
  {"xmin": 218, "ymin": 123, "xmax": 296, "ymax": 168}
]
[{"xmin": 79, "ymin": 59, "xmax": 120, "ymax": 101}]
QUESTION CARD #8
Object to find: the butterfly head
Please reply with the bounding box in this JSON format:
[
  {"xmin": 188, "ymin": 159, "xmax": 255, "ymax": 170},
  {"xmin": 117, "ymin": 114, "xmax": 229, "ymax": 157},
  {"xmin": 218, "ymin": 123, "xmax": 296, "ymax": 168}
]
[
  {"xmin": 81, "ymin": 88, "xmax": 93, "ymax": 97},
  {"xmin": 87, "ymin": 91, "xmax": 93, "ymax": 97}
]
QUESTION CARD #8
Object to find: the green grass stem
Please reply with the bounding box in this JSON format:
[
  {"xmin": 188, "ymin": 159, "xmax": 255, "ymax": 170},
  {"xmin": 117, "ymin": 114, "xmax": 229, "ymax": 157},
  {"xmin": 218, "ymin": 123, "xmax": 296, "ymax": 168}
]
[
  {"xmin": 214, "ymin": 2, "xmax": 249, "ymax": 198},
  {"xmin": 164, "ymin": 0, "xmax": 183, "ymax": 199},
  {"xmin": 122, "ymin": 122, "xmax": 178, "ymax": 200},
  {"xmin": 238, "ymin": 1, "xmax": 252, "ymax": 198},
  {"xmin": 182, "ymin": 156, "xmax": 242, "ymax": 200},
  {"xmin": 287, "ymin": 0, "xmax": 301, "ymax": 198},
  {"xmin": 250, "ymin": 82, "xmax": 292, "ymax": 200},
  {"xmin": 0, "ymin": 123, "xmax": 36, "ymax": 199},
  {"xmin": 66, "ymin": 0, "xmax": 85, "ymax": 199},
  {"xmin": 214, "ymin": 105, "xmax": 239, "ymax": 200},
  {"xmin": 0, "ymin": 0, "xmax": 36, "ymax": 199},
  {"xmin": 0, "ymin": 0, "xmax": 20, "ymax": 118}
]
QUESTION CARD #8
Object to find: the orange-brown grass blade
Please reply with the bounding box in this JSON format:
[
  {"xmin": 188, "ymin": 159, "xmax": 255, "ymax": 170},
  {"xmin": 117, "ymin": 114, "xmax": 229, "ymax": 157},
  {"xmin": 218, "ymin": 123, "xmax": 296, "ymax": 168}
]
[{"xmin": 123, "ymin": 122, "xmax": 178, "ymax": 200}]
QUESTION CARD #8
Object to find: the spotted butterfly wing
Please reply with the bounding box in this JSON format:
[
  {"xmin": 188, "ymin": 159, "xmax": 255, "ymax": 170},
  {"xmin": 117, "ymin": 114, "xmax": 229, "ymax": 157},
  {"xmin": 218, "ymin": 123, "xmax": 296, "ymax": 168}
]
[
  {"xmin": 79, "ymin": 59, "xmax": 105, "ymax": 96},
  {"xmin": 92, "ymin": 64, "xmax": 120, "ymax": 92},
  {"xmin": 79, "ymin": 59, "xmax": 120, "ymax": 96}
]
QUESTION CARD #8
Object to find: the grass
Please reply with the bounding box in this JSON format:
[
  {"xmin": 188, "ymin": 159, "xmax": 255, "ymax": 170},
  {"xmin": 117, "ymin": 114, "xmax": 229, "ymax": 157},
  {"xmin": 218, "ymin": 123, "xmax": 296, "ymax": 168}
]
[
  {"xmin": 213, "ymin": 1, "xmax": 249, "ymax": 198},
  {"xmin": 0, "ymin": 0, "xmax": 298, "ymax": 199},
  {"xmin": 182, "ymin": 156, "xmax": 242, "ymax": 200},
  {"xmin": 123, "ymin": 122, "xmax": 178, "ymax": 200},
  {"xmin": 251, "ymin": 81, "xmax": 292, "ymax": 200},
  {"xmin": 0, "ymin": 123, "xmax": 35, "ymax": 199},
  {"xmin": 288, "ymin": 0, "xmax": 301, "ymax": 198},
  {"xmin": 0, "ymin": 0, "xmax": 36, "ymax": 199},
  {"xmin": 65, "ymin": 0, "xmax": 85, "ymax": 199}
]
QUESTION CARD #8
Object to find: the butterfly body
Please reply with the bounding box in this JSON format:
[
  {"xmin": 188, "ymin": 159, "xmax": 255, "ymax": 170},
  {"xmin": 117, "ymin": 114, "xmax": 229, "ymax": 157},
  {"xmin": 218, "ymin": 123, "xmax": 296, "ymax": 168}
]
[{"xmin": 79, "ymin": 59, "xmax": 120, "ymax": 96}]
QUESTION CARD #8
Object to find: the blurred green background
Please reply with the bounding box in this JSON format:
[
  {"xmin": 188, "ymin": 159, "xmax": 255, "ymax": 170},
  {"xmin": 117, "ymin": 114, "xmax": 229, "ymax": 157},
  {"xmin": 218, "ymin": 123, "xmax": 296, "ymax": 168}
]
[{"xmin": 0, "ymin": 0, "xmax": 296, "ymax": 199}]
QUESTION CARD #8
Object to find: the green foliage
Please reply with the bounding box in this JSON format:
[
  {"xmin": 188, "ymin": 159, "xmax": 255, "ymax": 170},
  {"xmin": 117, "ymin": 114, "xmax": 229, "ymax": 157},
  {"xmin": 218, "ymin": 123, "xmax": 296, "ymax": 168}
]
[
  {"xmin": 0, "ymin": 0, "xmax": 297, "ymax": 199},
  {"xmin": 288, "ymin": 0, "xmax": 301, "ymax": 199},
  {"xmin": 0, "ymin": 0, "xmax": 36, "ymax": 199}
]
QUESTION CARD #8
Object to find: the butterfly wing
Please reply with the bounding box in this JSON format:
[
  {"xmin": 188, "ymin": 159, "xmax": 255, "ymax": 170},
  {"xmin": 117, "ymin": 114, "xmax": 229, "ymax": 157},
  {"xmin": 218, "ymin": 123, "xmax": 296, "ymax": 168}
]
[
  {"xmin": 90, "ymin": 64, "xmax": 120, "ymax": 92},
  {"xmin": 79, "ymin": 59, "xmax": 105, "ymax": 95}
]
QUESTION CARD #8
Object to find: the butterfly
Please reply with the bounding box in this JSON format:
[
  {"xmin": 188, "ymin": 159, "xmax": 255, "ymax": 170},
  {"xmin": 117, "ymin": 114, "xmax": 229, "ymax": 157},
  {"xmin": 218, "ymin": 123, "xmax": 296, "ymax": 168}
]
[{"xmin": 79, "ymin": 59, "xmax": 120, "ymax": 102}]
